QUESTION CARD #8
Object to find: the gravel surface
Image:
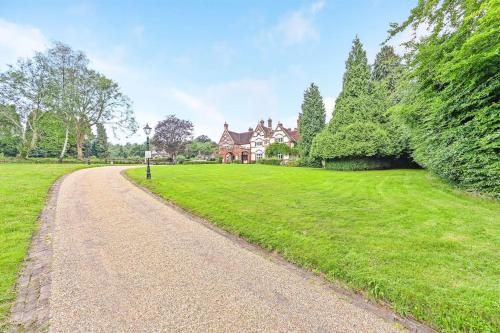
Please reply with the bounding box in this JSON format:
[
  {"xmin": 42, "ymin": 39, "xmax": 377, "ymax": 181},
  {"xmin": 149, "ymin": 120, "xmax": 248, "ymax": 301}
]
[{"xmin": 49, "ymin": 166, "xmax": 405, "ymax": 332}]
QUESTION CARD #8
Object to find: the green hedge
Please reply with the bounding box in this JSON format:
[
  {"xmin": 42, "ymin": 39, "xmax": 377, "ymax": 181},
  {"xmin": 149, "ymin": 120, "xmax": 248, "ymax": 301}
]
[
  {"xmin": 0, "ymin": 157, "xmax": 143, "ymax": 165},
  {"xmin": 256, "ymin": 158, "xmax": 282, "ymax": 165},
  {"xmin": 324, "ymin": 157, "xmax": 419, "ymax": 171}
]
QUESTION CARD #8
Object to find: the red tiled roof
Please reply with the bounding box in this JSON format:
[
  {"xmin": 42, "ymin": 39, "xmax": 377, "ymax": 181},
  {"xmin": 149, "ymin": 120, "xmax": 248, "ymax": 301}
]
[
  {"xmin": 228, "ymin": 131, "xmax": 252, "ymax": 145},
  {"xmin": 284, "ymin": 128, "xmax": 299, "ymax": 141}
]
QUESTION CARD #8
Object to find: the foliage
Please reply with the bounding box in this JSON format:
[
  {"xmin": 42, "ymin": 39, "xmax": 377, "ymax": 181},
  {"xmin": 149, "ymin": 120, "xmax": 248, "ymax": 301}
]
[
  {"xmin": 265, "ymin": 143, "xmax": 294, "ymax": 157},
  {"xmin": 0, "ymin": 42, "xmax": 137, "ymax": 161},
  {"xmin": 298, "ymin": 83, "xmax": 326, "ymax": 157},
  {"xmin": 29, "ymin": 112, "xmax": 76, "ymax": 157},
  {"xmin": 256, "ymin": 158, "xmax": 282, "ymax": 165},
  {"xmin": 184, "ymin": 135, "xmax": 217, "ymax": 159},
  {"xmin": 0, "ymin": 52, "xmax": 52, "ymax": 157},
  {"xmin": 128, "ymin": 165, "xmax": 500, "ymax": 332},
  {"xmin": 387, "ymin": 0, "xmax": 500, "ymax": 197},
  {"xmin": 94, "ymin": 123, "xmax": 109, "ymax": 158},
  {"xmin": 0, "ymin": 105, "xmax": 20, "ymax": 156},
  {"xmin": 108, "ymin": 142, "xmax": 145, "ymax": 159},
  {"xmin": 296, "ymin": 156, "xmax": 322, "ymax": 168},
  {"xmin": 152, "ymin": 115, "xmax": 193, "ymax": 163},
  {"xmin": 311, "ymin": 37, "xmax": 409, "ymax": 164},
  {"xmin": 324, "ymin": 157, "xmax": 393, "ymax": 171},
  {"xmin": 176, "ymin": 154, "xmax": 187, "ymax": 164},
  {"xmin": 0, "ymin": 164, "xmax": 89, "ymax": 326}
]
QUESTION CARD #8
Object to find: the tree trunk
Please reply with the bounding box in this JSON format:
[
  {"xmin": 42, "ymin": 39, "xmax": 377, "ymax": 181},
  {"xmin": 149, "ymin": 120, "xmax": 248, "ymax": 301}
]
[
  {"xmin": 28, "ymin": 128, "xmax": 38, "ymax": 157},
  {"xmin": 58, "ymin": 126, "xmax": 70, "ymax": 163},
  {"xmin": 19, "ymin": 129, "xmax": 29, "ymax": 159},
  {"xmin": 76, "ymin": 121, "xmax": 84, "ymax": 160}
]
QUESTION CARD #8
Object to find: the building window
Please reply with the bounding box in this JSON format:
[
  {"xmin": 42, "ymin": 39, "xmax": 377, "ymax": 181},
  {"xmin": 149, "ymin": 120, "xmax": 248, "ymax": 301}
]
[
  {"xmin": 276, "ymin": 137, "xmax": 283, "ymax": 143},
  {"xmin": 256, "ymin": 152, "xmax": 263, "ymax": 160},
  {"xmin": 277, "ymin": 153, "xmax": 283, "ymax": 159},
  {"xmin": 256, "ymin": 141, "xmax": 262, "ymax": 147}
]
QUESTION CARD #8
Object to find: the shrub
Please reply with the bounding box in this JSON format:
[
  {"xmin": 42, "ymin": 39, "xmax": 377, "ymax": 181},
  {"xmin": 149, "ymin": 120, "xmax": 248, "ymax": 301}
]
[
  {"xmin": 296, "ymin": 156, "xmax": 322, "ymax": 168},
  {"xmin": 325, "ymin": 157, "xmax": 392, "ymax": 171},
  {"xmin": 256, "ymin": 158, "xmax": 282, "ymax": 165},
  {"xmin": 176, "ymin": 155, "xmax": 187, "ymax": 164}
]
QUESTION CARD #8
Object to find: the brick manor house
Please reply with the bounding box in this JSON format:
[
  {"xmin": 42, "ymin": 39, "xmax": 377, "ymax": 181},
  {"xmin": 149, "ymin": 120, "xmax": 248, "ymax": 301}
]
[{"xmin": 218, "ymin": 118, "xmax": 299, "ymax": 163}]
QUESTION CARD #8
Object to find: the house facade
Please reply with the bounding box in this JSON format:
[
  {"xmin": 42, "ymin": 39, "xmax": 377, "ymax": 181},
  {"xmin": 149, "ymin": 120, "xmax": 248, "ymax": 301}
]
[{"xmin": 218, "ymin": 118, "xmax": 299, "ymax": 163}]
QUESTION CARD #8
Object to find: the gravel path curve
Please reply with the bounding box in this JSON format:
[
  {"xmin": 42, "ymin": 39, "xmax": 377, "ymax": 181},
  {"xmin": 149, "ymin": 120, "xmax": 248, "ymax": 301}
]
[{"xmin": 49, "ymin": 166, "xmax": 405, "ymax": 332}]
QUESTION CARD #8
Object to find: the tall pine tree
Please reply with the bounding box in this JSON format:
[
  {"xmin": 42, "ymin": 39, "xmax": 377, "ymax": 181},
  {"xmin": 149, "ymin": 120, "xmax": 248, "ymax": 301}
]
[
  {"xmin": 95, "ymin": 123, "xmax": 109, "ymax": 158},
  {"xmin": 311, "ymin": 36, "xmax": 406, "ymax": 164},
  {"xmin": 298, "ymin": 83, "xmax": 326, "ymax": 158}
]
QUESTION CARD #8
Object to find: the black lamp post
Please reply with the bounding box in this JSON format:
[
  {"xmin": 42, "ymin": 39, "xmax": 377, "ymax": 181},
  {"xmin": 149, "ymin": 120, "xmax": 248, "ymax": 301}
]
[{"xmin": 143, "ymin": 123, "xmax": 152, "ymax": 179}]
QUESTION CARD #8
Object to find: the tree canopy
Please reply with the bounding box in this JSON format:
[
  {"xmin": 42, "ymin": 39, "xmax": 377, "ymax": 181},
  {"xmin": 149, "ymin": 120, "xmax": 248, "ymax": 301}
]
[
  {"xmin": 388, "ymin": 0, "xmax": 499, "ymax": 197},
  {"xmin": 298, "ymin": 83, "xmax": 326, "ymax": 158}
]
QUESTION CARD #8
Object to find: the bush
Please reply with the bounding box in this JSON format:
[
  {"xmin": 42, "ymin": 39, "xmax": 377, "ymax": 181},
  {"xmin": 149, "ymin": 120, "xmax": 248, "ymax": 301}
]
[
  {"xmin": 176, "ymin": 155, "xmax": 187, "ymax": 164},
  {"xmin": 296, "ymin": 156, "xmax": 322, "ymax": 168},
  {"xmin": 256, "ymin": 158, "xmax": 282, "ymax": 165}
]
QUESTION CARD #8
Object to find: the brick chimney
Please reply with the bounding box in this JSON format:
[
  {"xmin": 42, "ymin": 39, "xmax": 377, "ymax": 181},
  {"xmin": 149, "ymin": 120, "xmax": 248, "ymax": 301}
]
[
  {"xmin": 268, "ymin": 118, "xmax": 272, "ymax": 128},
  {"xmin": 224, "ymin": 122, "xmax": 228, "ymax": 130},
  {"xmin": 260, "ymin": 119, "xmax": 264, "ymax": 126}
]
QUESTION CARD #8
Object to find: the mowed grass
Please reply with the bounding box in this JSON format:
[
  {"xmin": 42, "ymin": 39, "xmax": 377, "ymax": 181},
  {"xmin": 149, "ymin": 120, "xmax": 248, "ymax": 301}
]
[
  {"xmin": 127, "ymin": 164, "xmax": 500, "ymax": 332},
  {"xmin": 0, "ymin": 164, "xmax": 88, "ymax": 325}
]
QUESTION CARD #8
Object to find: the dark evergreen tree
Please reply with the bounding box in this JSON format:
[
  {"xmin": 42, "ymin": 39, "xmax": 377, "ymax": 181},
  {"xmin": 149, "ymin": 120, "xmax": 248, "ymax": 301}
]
[
  {"xmin": 311, "ymin": 37, "xmax": 407, "ymax": 164},
  {"xmin": 298, "ymin": 83, "xmax": 326, "ymax": 158},
  {"xmin": 95, "ymin": 123, "xmax": 109, "ymax": 158}
]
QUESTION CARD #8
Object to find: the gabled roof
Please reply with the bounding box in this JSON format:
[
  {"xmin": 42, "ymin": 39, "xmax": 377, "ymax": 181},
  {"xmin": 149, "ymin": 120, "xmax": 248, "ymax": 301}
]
[
  {"xmin": 285, "ymin": 128, "xmax": 299, "ymax": 141},
  {"xmin": 228, "ymin": 131, "xmax": 252, "ymax": 145}
]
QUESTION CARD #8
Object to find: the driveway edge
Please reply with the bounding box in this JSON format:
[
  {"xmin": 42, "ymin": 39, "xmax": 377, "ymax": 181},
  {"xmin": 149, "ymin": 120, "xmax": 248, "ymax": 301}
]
[
  {"xmin": 121, "ymin": 168, "xmax": 437, "ymax": 333},
  {"xmin": 7, "ymin": 173, "xmax": 69, "ymax": 333}
]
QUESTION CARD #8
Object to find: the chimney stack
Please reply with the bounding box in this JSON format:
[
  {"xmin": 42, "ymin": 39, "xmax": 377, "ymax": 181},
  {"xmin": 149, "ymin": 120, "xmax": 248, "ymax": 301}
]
[
  {"xmin": 224, "ymin": 122, "xmax": 228, "ymax": 130},
  {"xmin": 248, "ymin": 127, "xmax": 253, "ymax": 131},
  {"xmin": 260, "ymin": 119, "xmax": 264, "ymax": 126},
  {"xmin": 268, "ymin": 118, "xmax": 272, "ymax": 129}
]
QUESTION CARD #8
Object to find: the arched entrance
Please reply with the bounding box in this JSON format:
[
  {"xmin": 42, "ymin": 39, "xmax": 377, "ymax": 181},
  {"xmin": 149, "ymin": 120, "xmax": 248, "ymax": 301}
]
[{"xmin": 225, "ymin": 152, "xmax": 234, "ymax": 163}]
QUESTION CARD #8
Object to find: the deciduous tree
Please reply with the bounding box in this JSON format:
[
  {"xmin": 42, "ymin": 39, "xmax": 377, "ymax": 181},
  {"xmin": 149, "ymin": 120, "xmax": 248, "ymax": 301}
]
[{"xmin": 152, "ymin": 115, "xmax": 193, "ymax": 163}]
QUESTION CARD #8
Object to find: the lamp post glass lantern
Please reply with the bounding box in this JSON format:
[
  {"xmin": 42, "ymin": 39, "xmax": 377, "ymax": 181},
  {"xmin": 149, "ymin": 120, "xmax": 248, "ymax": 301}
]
[{"xmin": 143, "ymin": 124, "xmax": 152, "ymax": 179}]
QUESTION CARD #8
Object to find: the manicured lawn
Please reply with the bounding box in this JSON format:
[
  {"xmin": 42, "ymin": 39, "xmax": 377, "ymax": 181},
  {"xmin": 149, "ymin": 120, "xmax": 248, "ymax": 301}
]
[
  {"xmin": 0, "ymin": 164, "xmax": 88, "ymax": 326},
  {"xmin": 127, "ymin": 164, "xmax": 500, "ymax": 332}
]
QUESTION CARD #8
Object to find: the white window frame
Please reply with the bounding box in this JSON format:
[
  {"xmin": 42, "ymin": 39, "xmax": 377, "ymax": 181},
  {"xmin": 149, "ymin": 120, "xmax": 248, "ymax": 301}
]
[{"xmin": 276, "ymin": 136, "xmax": 284, "ymax": 143}]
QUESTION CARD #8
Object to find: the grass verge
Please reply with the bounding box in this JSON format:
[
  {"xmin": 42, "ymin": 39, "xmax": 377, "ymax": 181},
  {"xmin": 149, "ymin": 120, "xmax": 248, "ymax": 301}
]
[
  {"xmin": 127, "ymin": 164, "xmax": 500, "ymax": 332},
  {"xmin": 0, "ymin": 164, "xmax": 89, "ymax": 326}
]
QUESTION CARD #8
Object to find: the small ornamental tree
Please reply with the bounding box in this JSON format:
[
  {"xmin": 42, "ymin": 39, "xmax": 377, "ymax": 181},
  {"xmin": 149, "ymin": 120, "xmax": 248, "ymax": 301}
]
[
  {"xmin": 298, "ymin": 83, "xmax": 326, "ymax": 158},
  {"xmin": 152, "ymin": 115, "xmax": 193, "ymax": 163},
  {"xmin": 265, "ymin": 143, "xmax": 296, "ymax": 158}
]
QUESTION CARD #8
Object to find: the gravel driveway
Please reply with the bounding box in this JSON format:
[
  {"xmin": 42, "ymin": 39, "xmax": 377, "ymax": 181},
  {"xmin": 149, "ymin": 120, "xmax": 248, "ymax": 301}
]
[{"xmin": 47, "ymin": 166, "xmax": 406, "ymax": 332}]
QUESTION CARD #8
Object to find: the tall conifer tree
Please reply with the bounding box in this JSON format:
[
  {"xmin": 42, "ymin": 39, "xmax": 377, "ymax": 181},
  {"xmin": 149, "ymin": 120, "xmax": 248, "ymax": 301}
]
[{"xmin": 298, "ymin": 83, "xmax": 326, "ymax": 157}]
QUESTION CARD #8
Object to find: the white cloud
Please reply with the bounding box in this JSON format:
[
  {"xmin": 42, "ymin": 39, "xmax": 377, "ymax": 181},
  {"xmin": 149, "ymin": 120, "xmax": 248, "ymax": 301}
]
[
  {"xmin": 259, "ymin": 1, "xmax": 325, "ymax": 47},
  {"xmin": 0, "ymin": 19, "xmax": 48, "ymax": 68},
  {"xmin": 310, "ymin": 0, "xmax": 326, "ymax": 14},
  {"xmin": 169, "ymin": 88, "xmax": 224, "ymax": 123}
]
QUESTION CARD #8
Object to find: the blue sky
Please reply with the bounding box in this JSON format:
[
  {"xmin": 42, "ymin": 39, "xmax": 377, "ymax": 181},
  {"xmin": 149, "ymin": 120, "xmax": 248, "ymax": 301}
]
[{"xmin": 0, "ymin": 0, "xmax": 415, "ymax": 143}]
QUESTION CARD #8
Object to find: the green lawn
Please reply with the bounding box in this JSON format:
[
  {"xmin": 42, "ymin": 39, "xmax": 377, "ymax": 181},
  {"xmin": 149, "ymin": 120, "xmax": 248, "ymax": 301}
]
[
  {"xmin": 0, "ymin": 164, "xmax": 88, "ymax": 326},
  {"xmin": 127, "ymin": 164, "xmax": 500, "ymax": 332}
]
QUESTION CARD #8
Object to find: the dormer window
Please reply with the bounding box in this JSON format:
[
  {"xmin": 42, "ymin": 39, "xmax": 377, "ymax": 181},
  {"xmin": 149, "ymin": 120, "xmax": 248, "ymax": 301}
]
[{"xmin": 276, "ymin": 136, "xmax": 283, "ymax": 143}]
